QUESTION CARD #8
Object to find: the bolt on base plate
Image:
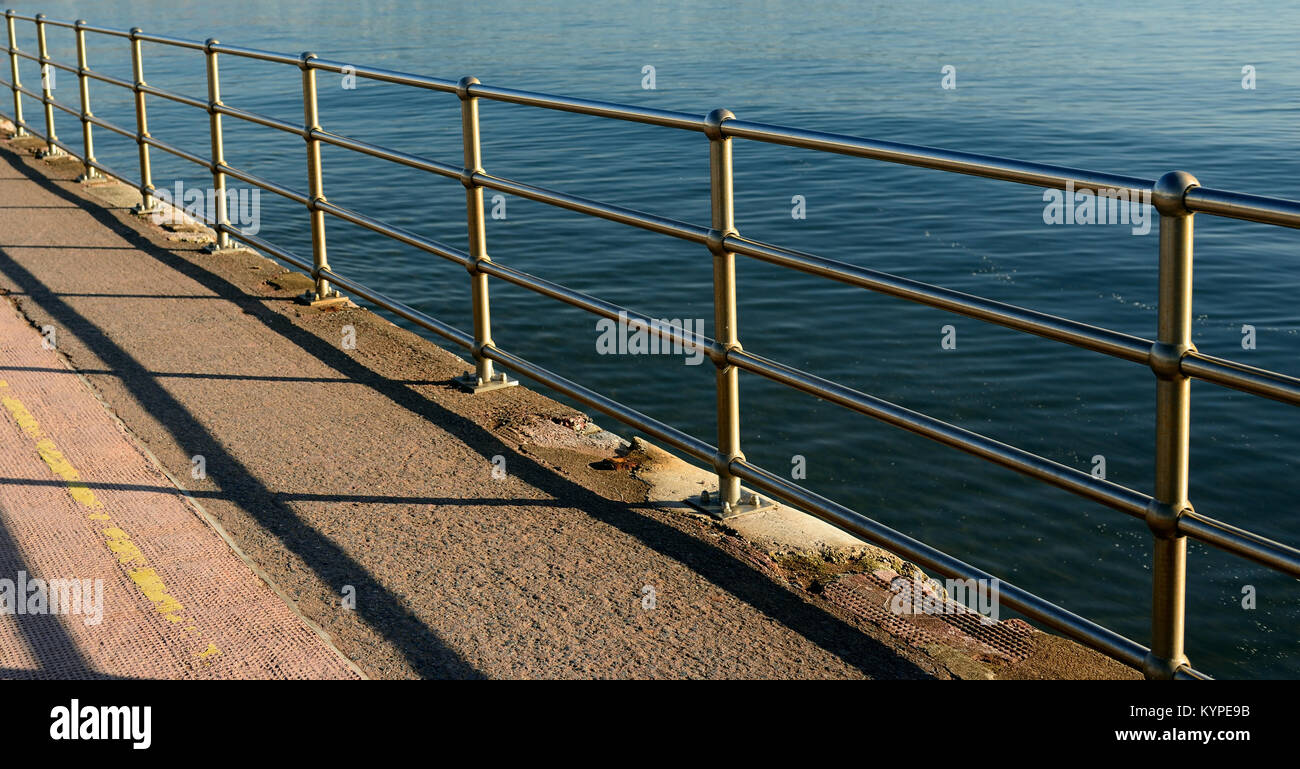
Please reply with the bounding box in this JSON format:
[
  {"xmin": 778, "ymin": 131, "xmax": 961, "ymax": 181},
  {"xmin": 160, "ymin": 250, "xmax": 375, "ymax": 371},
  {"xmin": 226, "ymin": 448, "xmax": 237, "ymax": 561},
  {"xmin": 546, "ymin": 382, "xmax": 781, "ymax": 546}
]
[
  {"xmin": 687, "ymin": 488, "xmax": 778, "ymax": 520},
  {"xmin": 456, "ymin": 372, "xmax": 518, "ymax": 394},
  {"xmin": 295, "ymin": 290, "xmax": 350, "ymax": 308},
  {"xmin": 35, "ymin": 147, "xmax": 64, "ymax": 159}
]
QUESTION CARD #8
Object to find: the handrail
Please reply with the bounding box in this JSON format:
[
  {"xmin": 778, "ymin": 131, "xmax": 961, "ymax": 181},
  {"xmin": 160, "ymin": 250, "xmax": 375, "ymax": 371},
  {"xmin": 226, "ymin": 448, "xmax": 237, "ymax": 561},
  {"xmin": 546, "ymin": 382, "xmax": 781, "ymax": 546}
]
[{"xmin": 4, "ymin": 9, "xmax": 1299, "ymax": 681}]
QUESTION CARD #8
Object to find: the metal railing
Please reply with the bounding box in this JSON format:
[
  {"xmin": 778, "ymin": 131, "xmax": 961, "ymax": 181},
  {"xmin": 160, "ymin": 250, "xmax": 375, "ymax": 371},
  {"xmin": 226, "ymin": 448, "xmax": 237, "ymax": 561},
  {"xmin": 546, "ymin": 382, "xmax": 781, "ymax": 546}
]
[{"xmin": 3, "ymin": 10, "xmax": 1299, "ymax": 680}]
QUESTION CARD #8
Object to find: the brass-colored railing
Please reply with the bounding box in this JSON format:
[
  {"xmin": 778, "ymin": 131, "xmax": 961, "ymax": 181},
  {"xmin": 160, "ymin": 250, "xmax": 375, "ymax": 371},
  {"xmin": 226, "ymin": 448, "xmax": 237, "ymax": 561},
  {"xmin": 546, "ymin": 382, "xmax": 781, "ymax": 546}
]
[{"xmin": 4, "ymin": 10, "xmax": 1300, "ymax": 680}]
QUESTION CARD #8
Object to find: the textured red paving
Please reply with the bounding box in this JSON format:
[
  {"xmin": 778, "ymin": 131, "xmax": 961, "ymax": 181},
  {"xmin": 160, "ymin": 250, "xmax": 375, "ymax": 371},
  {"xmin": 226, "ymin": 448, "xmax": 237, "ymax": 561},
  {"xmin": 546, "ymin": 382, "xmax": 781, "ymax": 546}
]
[{"xmin": 0, "ymin": 299, "xmax": 361, "ymax": 679}]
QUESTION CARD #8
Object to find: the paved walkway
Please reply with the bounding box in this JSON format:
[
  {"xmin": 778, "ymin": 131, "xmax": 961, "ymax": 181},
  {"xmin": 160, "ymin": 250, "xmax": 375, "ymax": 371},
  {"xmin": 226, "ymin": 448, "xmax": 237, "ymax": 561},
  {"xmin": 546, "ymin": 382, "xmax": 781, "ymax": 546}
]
[
  {"xmin": 0, "ymin": 296, "xmax": 360, "ymax": 678},
  {"xmin": 0, "ymin": 136, "xmax": 938, "ymax": 679}
]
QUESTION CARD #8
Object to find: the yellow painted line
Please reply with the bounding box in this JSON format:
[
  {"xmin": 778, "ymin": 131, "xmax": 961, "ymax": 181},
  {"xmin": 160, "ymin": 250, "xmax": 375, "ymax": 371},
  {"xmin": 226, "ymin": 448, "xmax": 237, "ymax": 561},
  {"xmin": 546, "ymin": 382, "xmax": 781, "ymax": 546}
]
[
  {"xmin": 0, "ymin": 379, "xmax": 220, "ymax": 660},
  {"xmin": 102, "ymin": 527, "xmax": 148, "ymax": 568},
  {"xmin": 127, "ymin": 567, "xmax": 187, "ymax": 623}
]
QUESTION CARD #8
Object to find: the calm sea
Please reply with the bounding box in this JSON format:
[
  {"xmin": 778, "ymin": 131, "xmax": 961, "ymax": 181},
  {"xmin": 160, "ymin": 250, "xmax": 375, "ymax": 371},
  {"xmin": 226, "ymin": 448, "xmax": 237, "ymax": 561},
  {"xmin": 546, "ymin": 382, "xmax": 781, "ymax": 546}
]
[{"xmin": 17, "ymin": 0, "xmax": 1300, "ymax": 678}]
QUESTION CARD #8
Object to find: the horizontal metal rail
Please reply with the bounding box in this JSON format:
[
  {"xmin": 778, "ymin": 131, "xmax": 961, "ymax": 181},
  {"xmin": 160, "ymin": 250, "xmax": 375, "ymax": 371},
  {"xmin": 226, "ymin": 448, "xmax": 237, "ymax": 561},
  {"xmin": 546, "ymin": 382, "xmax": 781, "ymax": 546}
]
[
  {"xmin": 209, "ymin": 41, "xmax": 302, "ymax": 67},
  {"xmin": 307, "ymin": 56, "xmax": 459, "ymax": 93},
  {"xmin": 726, "ymin": 234, "xmax": 1155, "ymax": 364},
  {"xmin": 468, "ymin": 81, "xmax": 707, "ymax": 132},
  {"xmin": 138, "ymin": 82, "xmax": 208, "ymax": 111},
  {"xmin": 143, "ymin": 132, "xmax": 210, "ymax": 170},
  {"xmin": 318, "ymin": 267, "xmax": 476, "ymax": 351},
  {"xmin": 727, "ymin": 348, "xmax": 1153, "ymax": 517},
  {"xmin": 1186, "ymin": 185, "xmax": 1300, "ymax": 229},
  {"xmin": 474, "ymin": 171, "xmax": 712, "ymax": 244},
  {"xmin": 1178, "ymin": 511, "xmax": 1300, "ymax": 577},
  {"xmin": 36, "ymin": 55, "xmax": 73, "ymax": 74},
  {"xmin": 84, "ymin": 111, "xmax": 131, "ymax": 140},
  {"xmin": 134, "ymin": 31, "xmax": 204, "ymax": 50},
  {"xmin": 1180, "ymin": 350, "xmax": 1300, "ymax": 406},
  {"xmin": 40, "ymin": 91, "xmax": 75, "ymax": 117},
  {"xmin": 480, "ymin": 259, "xmax": 716, "ymax": 354},
  {"xmin": 723, "ymin": 118, "xmax": 1155, "ymax": 195},
  {"xmin": 219, "ymin": 162, "xmax": 308, "ymax": 206},
  {"xmin": 314, "ymin": 199, "xmax": 469, "ymax": 267},
  {"xmin": 7, "ymin": 80, "xmax": 62, "ymax": 111},
  {"xmin": 80, "ymin": 67, "xmax": 132, "ymax": 90},
  {"xmin": 4, "ymin": 10, "xmax": 1299, "ymax": 680},
  {"xmin": 312, "ymin": 129, "xmax": 460, "ymax": 179},
  {"xmin": 214, "ymin": 102, "xmax": 303, "ymax": 137},
  {"xmin": 216, "ymin": 224, "xmax": 314, "ymax": 275}
]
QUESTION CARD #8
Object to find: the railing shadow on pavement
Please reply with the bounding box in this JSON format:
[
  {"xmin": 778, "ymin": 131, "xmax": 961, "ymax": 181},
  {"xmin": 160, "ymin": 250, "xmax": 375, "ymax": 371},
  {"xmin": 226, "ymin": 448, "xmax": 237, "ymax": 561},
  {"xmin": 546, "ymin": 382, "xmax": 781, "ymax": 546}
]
[{"xmin": 0, "ymin": 149, "xmax": 934, "ymax": 679}]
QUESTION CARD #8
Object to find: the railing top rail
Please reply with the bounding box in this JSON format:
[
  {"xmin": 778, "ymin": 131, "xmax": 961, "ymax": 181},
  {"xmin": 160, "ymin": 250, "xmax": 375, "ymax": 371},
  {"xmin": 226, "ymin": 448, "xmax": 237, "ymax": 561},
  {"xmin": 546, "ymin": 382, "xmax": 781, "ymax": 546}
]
[
  {"xmin": 722, "ymin": 118, "xmax": 1155, "ymax": 194},
  {"xmin": 306, "ymin": 56, "xmax": 459, "ymax": 93},
  {"xmin": 132, "ymin": 30, "xmax": 205, "ymax": 50},
  {"xmin": 75, "ymin": 22, "xmax": 128, "ymax": 38},
  {"xmin": 8, "ymin": 9, "xmax": 1300, "ymax": 228},
  {"xmin": 467, "ymin": 81, "xmax": 708, "ymax": 132},
  {"xmin": 1185, "ymin": 185, "xmax": 1300, "ymax": 229},
  {"xmin": 208, "ymin": 41, "xmax": 302, "ymax": 67}
]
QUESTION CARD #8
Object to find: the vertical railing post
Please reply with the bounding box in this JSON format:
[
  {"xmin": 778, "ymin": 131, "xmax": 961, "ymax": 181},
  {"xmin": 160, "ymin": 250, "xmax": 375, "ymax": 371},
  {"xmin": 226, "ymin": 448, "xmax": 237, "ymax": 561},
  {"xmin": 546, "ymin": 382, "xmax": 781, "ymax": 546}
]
[
  {"xmin": 34, "ymin": 13, "xmax": 58, "ymax": 156},
  {"xmin": 695, "ymin": 108, "xmax": 772, "ymax": 519},
  {"xmin": 1145, "ymin": 170, "xmax": 1200, "ymax": 680},
  {"xmin": 129, "ymin": 28, "xmax": 154, "ymax": 212},
  {"xmin": 5, "ymin": 10, "xmax": 24, "ymax": 136},
  {"xmin": 203, "ymin": 38, "xmax": 230, "ymax": 251},
  {"xmin": 297, "ymin": 52, "xmax": 342, "ymax": 306},
  {"xmin": 707, "ymin": 108, "xmax": 742, "ymax": 513},
  {"xmin": 455, "ymin": 76, "xmax": 514, "ymax": 393},
  {"xmin": 73, "ymin": 19, "xmax": 96, "ymax": 181}
]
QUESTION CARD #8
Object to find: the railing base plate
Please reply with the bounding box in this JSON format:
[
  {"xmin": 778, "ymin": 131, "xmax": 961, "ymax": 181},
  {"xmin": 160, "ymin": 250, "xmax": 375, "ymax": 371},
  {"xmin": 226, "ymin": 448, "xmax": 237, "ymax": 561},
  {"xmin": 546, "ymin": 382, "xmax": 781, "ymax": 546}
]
[
  {"xmin": 687, "ymin": 488, "xmax": 778, "ymax": 520},
  {"xmin": 295, "ymin": 290, "xmax": 350, "ymax": 308},
  {"xmin": 456, "ymin": 372, "xmax": 518, "ymax": 394}
]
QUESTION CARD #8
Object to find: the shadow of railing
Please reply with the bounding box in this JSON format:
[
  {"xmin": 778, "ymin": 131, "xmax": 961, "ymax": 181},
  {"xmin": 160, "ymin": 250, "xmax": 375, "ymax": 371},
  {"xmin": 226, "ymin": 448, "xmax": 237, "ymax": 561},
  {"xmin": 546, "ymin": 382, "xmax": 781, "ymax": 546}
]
[{"xmin": 0, "ymin": 148, "xmax": 932, "ymax": 678}]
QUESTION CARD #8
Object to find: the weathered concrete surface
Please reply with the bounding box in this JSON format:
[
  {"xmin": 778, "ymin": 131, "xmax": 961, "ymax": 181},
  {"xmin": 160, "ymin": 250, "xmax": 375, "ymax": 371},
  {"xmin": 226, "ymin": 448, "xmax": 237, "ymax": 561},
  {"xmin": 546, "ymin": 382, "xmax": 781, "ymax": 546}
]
[{"xmin": 0, "ymin": 130, "xmax": 1136, "ymax": 680}]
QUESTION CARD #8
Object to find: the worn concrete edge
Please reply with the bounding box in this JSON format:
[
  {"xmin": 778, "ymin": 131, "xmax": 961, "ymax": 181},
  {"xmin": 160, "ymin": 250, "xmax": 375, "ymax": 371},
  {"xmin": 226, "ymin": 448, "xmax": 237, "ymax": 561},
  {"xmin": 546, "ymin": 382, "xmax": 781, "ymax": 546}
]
[{"xmin": 0, "ymin": 294, "xmax": 369, "ymax": 680}]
